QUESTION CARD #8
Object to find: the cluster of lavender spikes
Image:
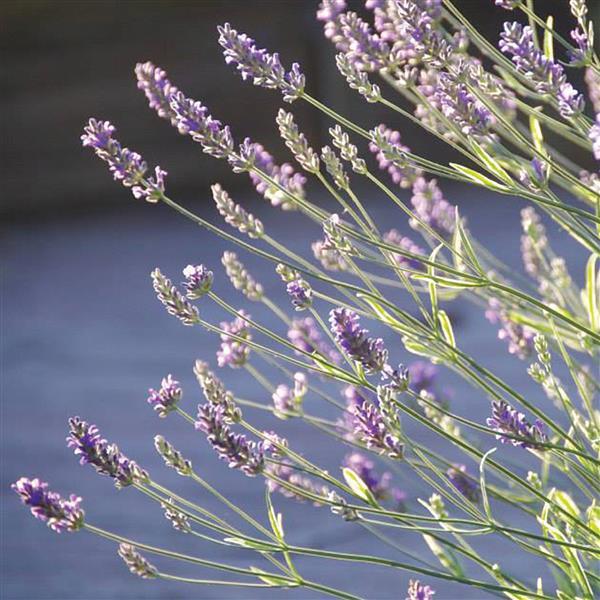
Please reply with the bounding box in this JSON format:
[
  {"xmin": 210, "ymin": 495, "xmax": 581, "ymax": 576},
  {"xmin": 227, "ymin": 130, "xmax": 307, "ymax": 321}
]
[{"xmin": 487, "ymin": 400, "xmax": 548, "ymax": 449}]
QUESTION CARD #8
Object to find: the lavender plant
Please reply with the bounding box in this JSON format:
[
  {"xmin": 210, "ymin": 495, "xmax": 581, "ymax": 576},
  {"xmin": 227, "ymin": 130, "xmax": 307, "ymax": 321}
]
[{"xmin": 14, "ymin": 2, "xmax": 600, "ymax": 598}]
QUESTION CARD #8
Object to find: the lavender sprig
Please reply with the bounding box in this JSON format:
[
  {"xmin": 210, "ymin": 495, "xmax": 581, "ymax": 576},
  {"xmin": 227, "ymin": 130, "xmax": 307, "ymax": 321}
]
[
  {"xmin": 195, "ymin": 403, "xmax": 265, "ymax": 476},
  {"xmin": 286, "ymin": 278, "xmax": 313, "ymax": 311},
  {"xmin": 154, "ymin": 435, "xmax": 192, "ymax": 476},
  {"xmin": 499, "ymin": 22, "xmax": 584, "ymax": 117},
  {"xmin": 67, "ymin": 417, "xmax": 148, "ymax": 488},
  {"xmin": 487, "ymin": 400, "xmax": 548, "ymax": 449},
  {"xmin": 81, "ymin": 119, "xmax": 166, "ymax": 203},
  {"xmin": 218, "ymin": 23, "xmax": 305, "ymax": 102},
  {"xmin": 329, "ymin": 308, "xmax": 388, "ymax": 374},
  {"xmin": 407, "ymin": 579, "xmax": 435, "ymax": 600},
  {"xmin": 288, "ymin": 317, "xmax": 340, "ymax": 363},
  {"xmin": 151, "ymin": 268, "xmax": 200, "ymax": 325},
  {"xmin": 353, "ymin": 401, "xmax": 404, "ymax": 459},
  {"xmin": 217, "ymin": 311, "xmax": 252, "ymax": 368},
  {"xmin": 182, "ymin": 265, "xmax": 213, "ymax": 300},
  {"xmin": 135, "ymin": 61, "xmax": 179, "ymax": 126},
  {"xmin": 222, "ymin": 251, "xmax": 263, "ymax": 301},
  {"xmin": 118, "ymin": 544, "xmax": 158, "ymax": 579},
  {"xmin": 147, "ymin": 374, "xmax": 182, "ymax": 418},
  {"xmin": 193, "ymin": 360, "xmax": 241, "ymax": 422},
  {"xmin": 212, "ymin": 183, "xmax": 264, "ymax": 238},
  {"xmin": 12, "ymin": 477, "xmax": 84, "ymax": 533}
]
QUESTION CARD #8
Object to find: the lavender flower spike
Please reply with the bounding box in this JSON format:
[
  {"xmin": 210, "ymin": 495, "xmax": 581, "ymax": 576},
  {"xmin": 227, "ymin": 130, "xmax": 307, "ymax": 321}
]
[
  {"xmin": 287, "ymin": 278, "xmax": 313, "ymax": 311},
  {"xmin": 499, "ymin": 22, "xmax": 584, "ymax": 117},
  {"xmin": 329, "ymin": 308, "xmax": 388, "ymax": 374},
  {"xmin": 118, "ymin": 544, "xmax": 157, "ymax": 579},
  {"xmin": 487, "ymin": 400, "xmax": 547, "ymax": 449},
  {"xmin": 217, "ymin": 310, "xmax": 252, "ymax": 368},
  {"xmin": 151, "ymin": 268, "xmax": 200, "ymax": 326},
  {"xmin": 81, "ymin": 119, "xmax": 167, "ymax": 203},
  {"xmin": 218, "ymin": 23, "xmax": 305, "ymax": 103},
  {"xmin": 67, "ymin": 417, "xmax": 149, "ymax": 488},
  {"xmin": 182, "ymin": 264, "xmax": 213, "ymax": 299},
  {"xmin": 407, "ymin": 579, "xmax": 435, "ymax": 600},
  {"xmin": 288, "ymin": 316, "xmax": 340, "ymax": 364},
  {"xmin": 135, "ymin": 61, "xmax": 179, "ymax": 126},
  {"xmin": 12, "ymin": 477, "xmax": 84, "ymax": 533},
  {"xmin": 147, "ymin": 374, "xmax": 182, "ymax": 418},
  {"xmin": 353, "ymin": 401, "xmax": 404, "ymax": 459},
  {"xmin": 195, "ymin": 402, "xmax": 265, "ymax": 476}
]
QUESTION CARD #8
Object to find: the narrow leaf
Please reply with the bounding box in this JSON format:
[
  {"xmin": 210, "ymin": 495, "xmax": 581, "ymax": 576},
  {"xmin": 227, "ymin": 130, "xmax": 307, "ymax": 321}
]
[{"xmin": 342, "ymin": 467, "xmax": 378, "ymax": 507}]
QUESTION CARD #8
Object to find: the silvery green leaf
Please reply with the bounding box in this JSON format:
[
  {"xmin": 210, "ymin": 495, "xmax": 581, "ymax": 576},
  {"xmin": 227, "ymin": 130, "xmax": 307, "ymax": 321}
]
[
  {"xmin": 342, "ymin": 467, "xmax": 378, "ymax": 507},
  {"xmin": 450, "ymin": 163, "xmax": 510, "ymax": 192}
]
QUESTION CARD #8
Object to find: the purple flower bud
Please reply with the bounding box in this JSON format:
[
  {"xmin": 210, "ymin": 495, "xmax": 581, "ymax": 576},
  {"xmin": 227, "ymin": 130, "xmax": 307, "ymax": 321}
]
[
  {"xmin": 407, "ymin": 579, "xmax": 435, "ymax": 600},
  {"xmin": 272, "ymin": 372, "xmax": 307, "ymax": 418},
  {"xmin": 147, "ymin": 374, "xmax": 182, "ymax": 418},
  {"xmin": 195, "ymin": 403, "xmax": 265, "ymax": 476},
  {"xmin": 81, "ymin": 119, "xmax": 167, "ymax": 203},
  {"xmin": 182, "ymin": 264, "xmax": 213, "ymax": 299},
  {"xmin": 383, "ymin": 229, "xmax": 426, "ymax": 271},
  {"xmin": 217, "ymin": 311, "xmax": 252, "ymax": 368},
  {"xmin": 487, "ymin": 400, "xmax": 547, "ymax": 449},
  {"xmin": 287, "ymin": 317, "xmax": 340, "ymax": 363},
  {"xmin": 12, "ymin": 477, "xmax": 84, "ymax": 533},
  {"xmin": 218, "ymin": 23, "xmax": 304, "ymax": 102},
  {"xmin": 67, "ymin": 417, "xmax": 148, "ymax": 488},
  {"xmin": 329, "ymin": 308, "xmax": 388, "ymax": 374},
  {"xmin": 353, "ymin": 401, "xmax": 404, "ymax": 459},
  {"xmin": 447, "ymin": 464, "xmax": 479, "ymax": 502},
  {"xmin": 286, "ymin": 278, "xmax": 313, "ymax": 310}
]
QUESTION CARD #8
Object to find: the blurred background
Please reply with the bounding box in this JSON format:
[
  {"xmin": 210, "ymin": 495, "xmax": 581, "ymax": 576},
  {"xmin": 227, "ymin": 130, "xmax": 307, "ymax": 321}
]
[{"xmin": 1, "ymin": 1, "xmax": 595, "ymax": 599}]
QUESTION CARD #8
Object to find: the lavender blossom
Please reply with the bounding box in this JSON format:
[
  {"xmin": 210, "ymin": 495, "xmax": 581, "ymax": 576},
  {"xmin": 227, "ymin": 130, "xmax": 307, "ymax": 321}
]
[
  {"xmin": 410, "ymin": 176, "xmax": 455, "ymax": 238},
  {"xmin": 169, "ymin": 91, "xmax": 234, "ymax": 158},
  {"xmin": 369, "ymin": 124, "xmax": 422, "ymax": 188},
  {"xmin": 288, "ymin": 317, "xmax": 340, "ymax": 363},
  {"xmin": 286, "ymin": 278, "xmax": 313, "ymax": 311},
  {"xmin": 338, "ymin": 385, "xmax": 369, "ymax": 439},
  {"xmin": 447, "ymin": 464, "xmax": 479, "ymax": 502},
  {"xmin": 337, "ymin": 12, "xmax": 390, "ymax": 71},
  {"xmin": 147, "ymin": 374, "xmax": 182, "ymax": 418},
  {"xmin": 67, "ymin": 417, "xmax": 148, "ymax": 488},
  {"xmin": 81, "ymin": 119, "xmax": 166, "ymax": 203},
  {"xmin": 194, "ymin": 360, "xmax": 241, "ymax": 422},
  {"xmin": 195, "ymin": 403, "xmax": 265, "ymax": 476},
  {"xmin": 383, "ymin": 229, "xmax": 425, "ymax": 271},
  {"xmin": 407, "ymin": 579, "xmax": 435, "ymax": 600},
  {"xmin": 118, "ymin": 544, "xmax": 157, "ymax": 579},
  {"xmin": 494, "ymin": 0, "xmax": 520, "ymax": 8},
  {"xmin": 276, "ymin": 109, "xmax": 320, "ymax": 172},
  {"xmin": 321, "ymin": 145, "xmax": 350, "ymax": 190},
  {"xmin": 222, "ymin": 251, "xmax": 263, "ymax": 301},
  {"xmin": 12, "ymin": 477, "xmax": 84, "ymax": 533},
  {"xmin": 151, "ymin": 268, "xmax": 200, "ymax": 326},
  {"xmin": 499, "ymin": 22, "xmax": 584, "ymax": 117},
  {"xmin": 217, "ymin": 311, "xmax": 252, "ymax": 368},
  {"xmin": 272, "ymin": 372, "xmax": 307, "ymax": 418},
  {"xmin": 161, "ymin": 499, "xmax": 191, "ymax": 533},
  {"xmin": 249, "ymin": 142, "xmax": 305, "ymax": 209},
  {"xmin": 212, "ymin": 183, "xmax": 264, "ymax": 238},
  {"xmin": 135, "ymin": 62, "xmax": 179, "ymax": 126},
  {"xmin": 435, "ymin": 69, "xmax": 493, "ymax": 138},
  {"xmin": 485, "ymin": 298, "xmax": 535, "ymax": 359},
  {"xmin": 336, "ymin": 53, "xmax": 382, "ymax": 102},
  {"xmin": 343, "ymin": 452, "xmax": 392, "ymax": 500},
  {"xmin": 329, "ymin": 308, "xmax": 388, "ymax": 374},
  {"xmin": 487, "ymin": 400, "xmax": 547, "ymax": 449},
  {"xmin": 218, "ymin": 23, "xmax": 304, "ymax": 102},
  {"xmin": 590, "ymin": 114, "xmax": 600, "ymax": 161},
  {"xmin": 182, "ymin": 264, "xmax": 213, "ymax": 299},
  {"xmin": 154, "ymin": 435, "xmax": 193, "ymax": 476},
  {"xmin": 353, "ymin": 401, "xmax": 404, "ymax": 459},
  {"xmin": 312, "ymin": 239, "xmax": 349, "ymax": 271}
]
